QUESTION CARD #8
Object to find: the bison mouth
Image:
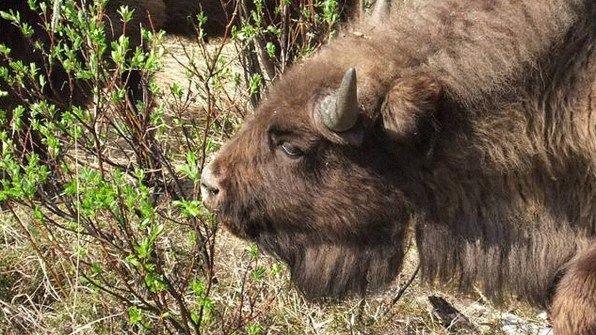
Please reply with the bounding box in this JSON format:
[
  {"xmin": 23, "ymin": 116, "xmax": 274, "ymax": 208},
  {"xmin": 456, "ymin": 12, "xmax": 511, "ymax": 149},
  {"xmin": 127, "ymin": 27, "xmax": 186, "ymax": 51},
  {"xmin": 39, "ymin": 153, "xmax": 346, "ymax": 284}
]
[
  {"xmin": 201, "ymin": 184, "xmax": 266, "ymax": 240},
  {"xmin": 214, "ymin": 203, "xmax": 279, "ymax": 241}
]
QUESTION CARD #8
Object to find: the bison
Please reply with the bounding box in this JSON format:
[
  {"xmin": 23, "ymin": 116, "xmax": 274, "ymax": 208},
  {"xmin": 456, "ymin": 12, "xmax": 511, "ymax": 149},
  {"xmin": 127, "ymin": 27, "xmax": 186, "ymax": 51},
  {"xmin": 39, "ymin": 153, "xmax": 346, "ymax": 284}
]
[
  {"xmin": 200, "ymin": 0, "xmax": 596, "ymax": 334},
  {"xmin": 0, "ymin": 0, "xmax": 170, "ymax": 164}
]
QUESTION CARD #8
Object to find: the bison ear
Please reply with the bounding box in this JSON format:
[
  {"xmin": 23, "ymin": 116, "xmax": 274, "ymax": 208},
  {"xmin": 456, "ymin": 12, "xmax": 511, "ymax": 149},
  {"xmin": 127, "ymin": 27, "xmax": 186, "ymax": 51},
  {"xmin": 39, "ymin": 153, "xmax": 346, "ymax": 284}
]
[{"xmin": 381, "ymin": 75, "xmax": 444, "ymax": 148}]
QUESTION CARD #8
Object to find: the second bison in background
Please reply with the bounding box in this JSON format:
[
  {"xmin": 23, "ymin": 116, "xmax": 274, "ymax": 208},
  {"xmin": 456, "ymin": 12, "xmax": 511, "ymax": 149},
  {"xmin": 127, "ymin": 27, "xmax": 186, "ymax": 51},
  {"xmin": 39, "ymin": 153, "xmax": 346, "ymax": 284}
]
[
  {"xmin": 0, "ymin": 0, "xmax": 356, "ymax": 165},
  {"xmin": 200, "ymin": 0, "xmax": 596, "ymax": 334}
]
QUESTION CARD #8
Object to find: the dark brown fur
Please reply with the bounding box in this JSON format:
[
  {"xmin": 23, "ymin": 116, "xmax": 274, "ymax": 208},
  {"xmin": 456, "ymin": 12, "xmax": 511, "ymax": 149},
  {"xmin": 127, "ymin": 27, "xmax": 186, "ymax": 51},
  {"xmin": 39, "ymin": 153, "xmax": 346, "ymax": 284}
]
[
  {"xmin": 202, "ymin": 0, "xmax": 595, "ymax": 333},
  {"xmin": 551, "ymin": 245, "xmax": 596, "ymax": 334}
]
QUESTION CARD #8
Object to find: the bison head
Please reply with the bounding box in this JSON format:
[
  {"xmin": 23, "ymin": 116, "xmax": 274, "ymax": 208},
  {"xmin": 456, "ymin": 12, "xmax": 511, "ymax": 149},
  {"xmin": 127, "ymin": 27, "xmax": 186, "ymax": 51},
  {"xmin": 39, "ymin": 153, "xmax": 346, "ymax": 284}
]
[{"xmin": 201, "ymin": 58, "xmax": 444, "ymax": 298}]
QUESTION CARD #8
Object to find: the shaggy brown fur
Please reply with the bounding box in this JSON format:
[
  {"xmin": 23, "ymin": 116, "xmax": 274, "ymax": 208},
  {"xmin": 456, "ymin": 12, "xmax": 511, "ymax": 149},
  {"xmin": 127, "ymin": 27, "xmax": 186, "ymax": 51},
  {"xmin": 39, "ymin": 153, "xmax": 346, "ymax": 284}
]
[
  {"xmin": 202, "ymin": 0, "xmax": 595, "ymax": 333},
  {"xmin": 551, "ymin": 245, "xmax": 596, "ymax": 334}
]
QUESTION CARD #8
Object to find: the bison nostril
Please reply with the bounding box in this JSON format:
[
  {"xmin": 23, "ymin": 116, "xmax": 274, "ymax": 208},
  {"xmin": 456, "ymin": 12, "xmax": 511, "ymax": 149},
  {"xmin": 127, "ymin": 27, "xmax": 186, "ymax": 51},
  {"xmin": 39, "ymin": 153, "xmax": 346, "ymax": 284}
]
[
  {"xmin": 200, "ymin": 179, "xmax": 220, "ymax": 207},
  {"xmin": 200, "ymin": 181, "xmax": 219, "ymax": 196},
  {"xmin": 200, "ymin": 163, "xmax": 220, "ymax": 204}
]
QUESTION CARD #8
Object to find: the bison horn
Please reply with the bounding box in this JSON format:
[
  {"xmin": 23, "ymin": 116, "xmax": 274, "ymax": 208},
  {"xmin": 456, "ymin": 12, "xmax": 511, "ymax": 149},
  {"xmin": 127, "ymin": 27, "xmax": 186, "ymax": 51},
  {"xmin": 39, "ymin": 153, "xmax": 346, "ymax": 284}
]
[{"xmin": 320, "ymin": 68, "xmax": 359, "ymax": 132}]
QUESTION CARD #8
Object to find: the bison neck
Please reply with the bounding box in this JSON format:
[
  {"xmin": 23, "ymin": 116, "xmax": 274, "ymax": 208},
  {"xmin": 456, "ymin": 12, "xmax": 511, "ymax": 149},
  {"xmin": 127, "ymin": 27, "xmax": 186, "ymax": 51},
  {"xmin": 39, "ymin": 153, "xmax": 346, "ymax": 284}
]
[
  {"xmin": 407, "ymin": 1, "xmax": 595, "ymax": 306},
  {"xmin": 413, "ymin": 165, "xmax": 595, "ymax": 306}
]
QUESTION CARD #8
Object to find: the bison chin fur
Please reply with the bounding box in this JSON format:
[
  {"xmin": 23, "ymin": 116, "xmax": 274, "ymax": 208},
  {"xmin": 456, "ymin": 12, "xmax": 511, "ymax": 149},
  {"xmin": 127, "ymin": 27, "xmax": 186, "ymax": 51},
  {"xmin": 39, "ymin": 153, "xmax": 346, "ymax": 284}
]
[{"xmin": 257, "ymin": 231, "xmax": 406, "ymax": 298}]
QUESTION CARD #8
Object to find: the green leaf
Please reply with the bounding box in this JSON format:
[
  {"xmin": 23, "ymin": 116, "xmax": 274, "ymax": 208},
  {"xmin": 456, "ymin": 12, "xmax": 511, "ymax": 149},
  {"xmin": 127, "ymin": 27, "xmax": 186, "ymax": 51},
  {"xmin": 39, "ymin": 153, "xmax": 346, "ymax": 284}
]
[{"xmin": 128, "ymin": 306, "xmax": 143, "ymax": 325}]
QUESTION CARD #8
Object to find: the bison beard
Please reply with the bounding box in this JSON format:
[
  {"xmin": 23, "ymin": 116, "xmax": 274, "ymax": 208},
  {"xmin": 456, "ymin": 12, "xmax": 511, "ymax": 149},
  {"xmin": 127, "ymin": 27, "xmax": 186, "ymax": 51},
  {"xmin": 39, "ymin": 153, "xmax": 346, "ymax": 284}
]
[
  {"xmin": 257, "ymin": 233, "xmax": 406, "ymax": 298},
  {"xmin": 200, "ymin": 0, "xmax": 595, "ymax": 334}
]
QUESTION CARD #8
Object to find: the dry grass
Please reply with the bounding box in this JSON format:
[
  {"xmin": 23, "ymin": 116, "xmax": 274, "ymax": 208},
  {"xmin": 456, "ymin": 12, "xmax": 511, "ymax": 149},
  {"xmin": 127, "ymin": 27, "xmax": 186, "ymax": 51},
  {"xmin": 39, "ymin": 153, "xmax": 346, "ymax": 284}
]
[{"xmin": 0, "ymin": 212, "xmax": 550, "ymax": 334}]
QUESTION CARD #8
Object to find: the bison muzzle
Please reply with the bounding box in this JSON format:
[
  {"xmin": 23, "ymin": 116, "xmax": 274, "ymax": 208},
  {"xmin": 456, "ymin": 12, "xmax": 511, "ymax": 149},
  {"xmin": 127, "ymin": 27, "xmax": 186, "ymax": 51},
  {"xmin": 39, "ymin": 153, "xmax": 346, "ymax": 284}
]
[{"xmin": 201, "ymin": 0, "xmax": 596, "ymax": 334}]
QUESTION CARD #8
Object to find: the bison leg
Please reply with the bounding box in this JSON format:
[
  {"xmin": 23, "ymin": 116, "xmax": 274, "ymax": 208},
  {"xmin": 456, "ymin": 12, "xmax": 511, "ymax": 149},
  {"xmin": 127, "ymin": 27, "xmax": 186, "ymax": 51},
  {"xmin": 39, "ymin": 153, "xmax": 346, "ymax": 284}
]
[{"xmin": 550, "ymin": 245, "xmax": 596, "ymax": 335}]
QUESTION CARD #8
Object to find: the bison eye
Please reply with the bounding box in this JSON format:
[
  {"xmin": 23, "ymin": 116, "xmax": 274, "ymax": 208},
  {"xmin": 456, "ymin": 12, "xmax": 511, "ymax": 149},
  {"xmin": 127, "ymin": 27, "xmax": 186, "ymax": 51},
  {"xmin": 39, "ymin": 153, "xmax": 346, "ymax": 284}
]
[{"xmin": 280, "ymin": 142, "xmax": 303, "ymax": 158}]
